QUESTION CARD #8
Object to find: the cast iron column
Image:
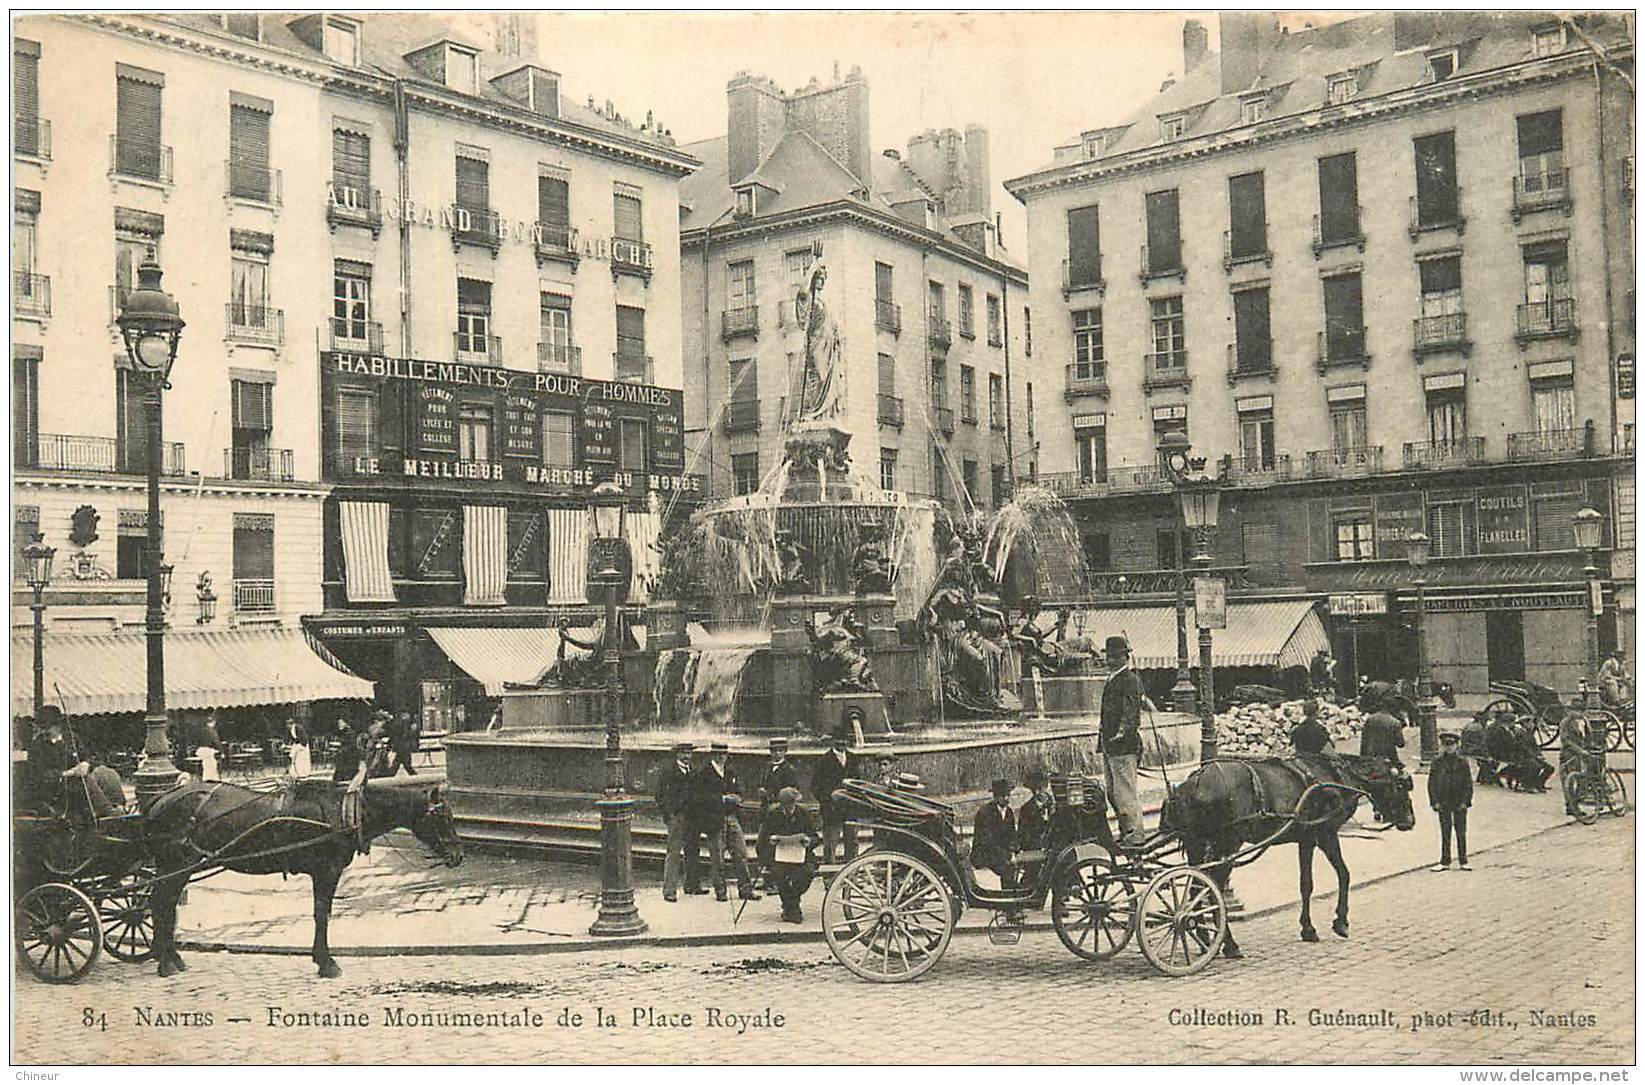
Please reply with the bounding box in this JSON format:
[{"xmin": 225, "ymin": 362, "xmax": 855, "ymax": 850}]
[
  {"xmin": 590, "ymin": 592, "xmax": 647, "ymax": 936},
  {"xmin": 1582, "ymin": 550, "xmax": 1601, "ymax": 705},
  {"xmin": 1412, "ymin": 572, "xmax": 1438, "ymax": 768},
  {"xmin": 1171, "ymin": 528, "xmax": 1196, "ymax": 712},
  {"xmin": 1194, "ymin": 528, "xmax": 1217, "ymax": 762},
  {"xmin": 31, "ymin": 580, "xmax": 46, "ymax": 721},
  {"xmin": 134, "ymin": 379, "xmax": 179, "ymax": 804}
]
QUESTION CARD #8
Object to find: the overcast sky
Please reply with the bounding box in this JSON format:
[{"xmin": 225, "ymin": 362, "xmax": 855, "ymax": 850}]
[{"xmin": 533, "ymin": 11, "xmax": 1211, "ymax": 253}]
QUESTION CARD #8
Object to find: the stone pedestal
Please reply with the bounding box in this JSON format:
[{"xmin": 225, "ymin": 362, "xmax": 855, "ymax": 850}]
[
  {"xmin": 769, "ymin": 595, "xmax": 815, "ymax": 651},
  {"xmin": 1019, "ymin": 673, "xmax": 1108, "ymax": 720},
  {"xmin": 856, "ymin": 593, "xmax": 898, "ymax": 648},
  {"xmin": 819, "ymin": 690, "xmax": 893, "ymax": 741},
  {"xmin": 645, "ymin": 601, "xmax": 689, "ymax": 651}
]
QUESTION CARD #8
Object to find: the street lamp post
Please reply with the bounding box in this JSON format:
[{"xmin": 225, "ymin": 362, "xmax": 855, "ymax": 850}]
[
  {"xmin": 587, "ymin": 481, "xmax": 647, "ymax": 937},
  {"xmin": 23, "ymin": 537, "xmax": 56, "ymax": 721},
  {"xmin": 1180, "ymin": 479, "xmax": 1221, "ymax": 762},
  {"xmin": 1572, "ymin": 507, "xmax": 1605, "ymax": 701},
  {"xmin": 1158, "ymin": 431, "xmax": 1202, "ymax": 714},
  {"xmin": 116, "ymin": 252, "xmax": 185, "ymax": 806},
  {"xmin": 1405, "ymin": 530, "xmax": 1438, "ymax": 767}
]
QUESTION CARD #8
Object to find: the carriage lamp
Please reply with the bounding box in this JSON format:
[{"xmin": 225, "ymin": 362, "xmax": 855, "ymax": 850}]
[
  {"xmin": 196, "ymin": 571, "xmax": 218, "ymax": 625},
  {"xmin": 1405, "ymin": 531, "xmax": 1438, "ymax": 767},
  {"xmin": 1572, "ymin": 508, "xmax": 1605, "ymax": 694},
  {"xmin": 24, "ymin": 535, "xmax": 55, "ymax": 721}
]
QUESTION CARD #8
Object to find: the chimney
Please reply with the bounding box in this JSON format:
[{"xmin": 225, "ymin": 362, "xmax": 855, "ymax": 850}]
[
  {"xmin": 962, "ymin": 123, "xmax": 992, "ymax": 218},
  {"xmin": 726, "ymin": 73, "xmax": 786, "ymax": 183},
  {"xmin": 782, "ymin": 68, "xmax": 873, "ymax": 189},
  {"xmin": 1183, "ymin": 19, "xmax": 1209, "ymax": 72},
  {"xmin": 1220, "ymin": 11, "xmax": 1280, "ymax": 95},
  {"xmin": 903, "ymin": 130, "xmax": 945, "ymax": 211}
]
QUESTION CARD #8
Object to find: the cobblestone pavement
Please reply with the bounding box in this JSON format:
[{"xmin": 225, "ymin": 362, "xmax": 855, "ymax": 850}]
[{"xmin": 13, "ymin": 816, "xmax": 1632, "ymax": 1065}]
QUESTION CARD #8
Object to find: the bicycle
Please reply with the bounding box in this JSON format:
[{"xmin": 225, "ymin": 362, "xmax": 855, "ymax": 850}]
[{"xmin": 1561, "ymin": 745, "xmax": 1629, "ymax": 825}]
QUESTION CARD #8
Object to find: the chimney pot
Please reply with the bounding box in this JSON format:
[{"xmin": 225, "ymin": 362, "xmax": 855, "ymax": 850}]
[{"xmin": 883, "ymin": 148, "xmax": 901, "ymax": 160}]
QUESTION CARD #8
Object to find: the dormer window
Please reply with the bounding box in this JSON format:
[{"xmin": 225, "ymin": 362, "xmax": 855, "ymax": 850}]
[
  {"xmin": 1532, "ymin": 24, "xmax": 1567, "ymax": 57},
  {"xmin": 1240, "ymin": 96, "xmax": 1269, "ymax": 124},
  {"xmin": 734, "ymin": 187, "xmax": 755, "ymax": 218},
  {"xmin": 1427, "ymin": 49, "xmax": 1459, "ymax": 82},
  {"xmin": 1081, "ymin": 132, "xmax": 1105, "ymax": 158},
  {"xmin": 1327, "ymin": 74, "xmax": 1359, "ymax": 105},
  {"xmin": 322, "ymin": 17, "xmax": 359, "ymax": 65},
  {"xmin": 447, "ymin": 44, "xmax": 479, "ymax": 94},
  {"xmin": 1159, "ymin": 114, "xmax": 1186, "ymax": 141},
  {"xmin": 218, "ymin": 13, "xmax": 261, "ymax": 41}
]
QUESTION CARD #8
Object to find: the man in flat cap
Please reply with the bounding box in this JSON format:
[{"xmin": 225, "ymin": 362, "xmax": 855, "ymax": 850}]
[
  {"xmin": 971, "ymin": 778, "xmax": 1020, "ymax": 891},
  {"xmin": 757, "ymin": 786, "xmax": 818, "ymax": 923},
  {"xmin": 811, "ymin": 730, "xmax": 857, "ymax": 864},
  {"xmin": 1100, "ymin": 635, "xmax": 1147, "ymax": 848},
  {"xmin": 688, "ymin": 742, "xmax": 758, "ymax": 902},
  {"xmin": 656, "ymin": 741, "xmax": 697, "ymax": 902}
]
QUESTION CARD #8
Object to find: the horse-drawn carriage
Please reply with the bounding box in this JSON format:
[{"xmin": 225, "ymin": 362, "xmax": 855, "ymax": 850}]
[{"xmin": 1478, "ymin": 679, "xmax": 1634, "ymax": 753}]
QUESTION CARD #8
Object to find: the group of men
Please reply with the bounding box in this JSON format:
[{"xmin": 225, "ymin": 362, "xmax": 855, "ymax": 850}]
[
  {"xmin": 330, "ymin": 710, "xmax": 421, "ymax": 784},
  {"xmin": 968, "ymin": 769, "xmax": 1059, "ymax": 904}
]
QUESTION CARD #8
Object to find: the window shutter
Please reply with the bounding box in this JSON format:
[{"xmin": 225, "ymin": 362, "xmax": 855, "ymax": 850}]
[
  {"xmin": 13, "ymin": 354, "xmax": 38, "ymax": 464},
  {"xmin": 616, "ymin": 305, "xmax": 646, "ymax": 345},
  {"xmin": 1533, "ymin": 485, "xmax": 1585, "ymax": 551},
  {"xmin": 232, "ymin": 379, "xmax": 273, "ymax": 432},
  {"xmin": 332, "ymin": 129, "xmax": 370, "ymax": 192},
  {"xmin": 1516, "ymin": 110, "xmax": 1563, "ymax": 157},
  {"xmin": 13, "ymin": 46, "xmax": 38, "ymax": 150},
  {"xmin": 1145, "ymin": 190, "xmax": 1180, "ymax": 267},
  {"xmin": 1419, "ymin": 256, "xmax": 1462, "ymax": 294},
  {"xmin": 1318, "ymin": 152, "xmax": 1358, "ymax": 239},
  {"xmin": 337, "ymin": 389, "xmax": 376, "ymax": 459},
  {"xmin": 1228, "ymin": 172, "xmax": 1266, "ymax": 254},
  {"xmin": 728, "ymin": 359, "xmax": 757, "ymax": 401},
  {"xmin": 538, "ymin": 175, "xmax": 569, "ymax": 225},
  {"xmin": 232, "ymin": 516, "xmax": 276, "ymax": 579},
  {"xmin": 456, "ymin": 156, "xmax": 489, "ymax": 210},
  {"xmin": 1414, "ymin": 131, "xmax": 1458, "ymax": 219},
  {"xmin": 116, "ymin": 368, "xmax": 149, "ymax": 472},
  {"xmin": 1233, "ymin": 288, "xmax": 1271, "ymax": 368},
  {"xmin": 457, "ymin": 278, "xmax": 491, "ymax": 308},
  {"xmin": 875, "ymin": 262, "xmax": 893, "ymax": 300},
  {"xmin": 229, "ymin": 103, "xmax": 272, "ymax": 200},
  {"xmin": 116, "ymin": 74, "xmax": 163, "ymax": 179},
  {"xmin": 878, "ymin": 353, "xmax": 896, "ymax": 396},
  {"xmin": 1066, "ymin": 205, "xmax": 1101, "ymax": 284},
  {"xmin": 614, "ymin": 192, "xmax": 642, "ymax": 241}
]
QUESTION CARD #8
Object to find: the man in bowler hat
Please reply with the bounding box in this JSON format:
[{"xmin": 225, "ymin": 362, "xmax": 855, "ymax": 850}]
[
  {"xmin": 1100, "ymin": 635, "xmax": 1147, "ymax": 847},
  {"xmin": 1016, "ymin": 768, "xmax": 1055, "ymax": 883},
  {"xmin": 971, "ymin": 778, "xmax": 1020, "ymax": 891},
  {"xmin": 811, "ymin": 731, "xmax": 857, "ymax": 864},
  {"xmin": 656, "ymin": 741, "xmax": 696, "ymax": 901},
  {"xmin": 688, "ymin": 742, "xmax": 758, "ymax": 902},
  {"xmin": 757, "ymin": 736, "xmax": 801, "ymax": 813}
]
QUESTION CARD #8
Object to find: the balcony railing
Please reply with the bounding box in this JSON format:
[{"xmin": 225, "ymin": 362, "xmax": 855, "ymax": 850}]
[
  {"xmin": 1303, "ymin": 446, "xmax": 1383, "ymax": 478},
  {"xmin": 1223, "ymin": 228, "xmax": 1271, "ymax": 270},
  {"xmin": 1223, "ymin": 453, "xmax": 1293, "ymax": 484},
  {"xmin": 1095, "ymin": 565, "xmax": 1253, "ymax": 595},
  {"xmin": 233, "ymin": 577, "xmax": 277, "ymax": 615},
  {"xmin": 533, "ymin": 221, "xmax": 578, "ymax": 265},
  {"xmin": 1065, "ymin": 362, "xmax": 1110, "ymax": 399},
  {"xmin": 1061, "ymin": 258, "xmax": 1104, "ymax": 297},
  {"xmin": 109, "ymin": 136, "xmax": 173, "ymax": 186},
  {"xmin": 226, "ymin": 303, "xmax": 284, "ymax": 346},
  {"xmin": 1143, "ymin": 352, "xmax": 1189, "ymax": 392},
  {"xmin": 874, "ymin": 299, "xmax": 902, "ymax": 335},
  {"xmin": 536, "ymin": 342, "xmax": 582, "ymax": 374},
  {"xmin": 988, "ymin": 327, "xmax": 1003, "ymax": 348},
  {"xmin": 225, "ymin": 446, "xmax": 295, "ymax": 482},
  {"xmin": 13, "ymin": 272, "xmax": 50, "ymax": 319},
  {"xmin": 961, "ymin": 404, "xmax": 980, "ymax": 425},
  {"xmin": 326, "ymin": 183, "xmax": 383, "ymax": 235},
  {"xmin": 224, "ymin": 161, "xmax": 282, "ymax": 206},
  {"xmin": 614, "ymin": 351, "xmax": 654, "ymax": 384},
  {"xmin": 1403, "ymin": 436, "xmax": 1487, "ymax": 469},
  {"xmin": 15, "ymin": 118, "xmax": 50, "ymax": 160},
  {"xmin": 721, "ymin": 305, "xmax": 759, "ymax": 341},
  {"xmin": 1225, "ymin": 341, "xmax": 1274, "ymax": 382},
  {"xmin": 1408, "ymin": 189, "xmax": 1466, "ymax": 237},
  {"xmin": 454, "ymin": 331, "xmax": 503, "ymax": 364},
  {"xmin": 1512, "ymin": 170, "xmax": 1572, "ymax": 221},
  {"xmin": 877, "ymin": 394, "xmax": 905, "ymax": 428},
  {"xmin": 1316, "ymin": 327, "xmax": 1369, "ymax": 372},
  {"xmin": 722, "ymin": 399, "xmax": 760, "ymax": 435},
  {"xmin": 611, "ymin": 237, "xmax": 653, "ymax": 279},
  {"xmin": 1036, "ymin": 464, "xmax": 1168, "ymax": 498},
  {"xmin": 1311, "ymin": 209, "xmax": 1364, "ymax": 256},
  {"xmin": 330, "ymin": 320, "xmax": 384, "ymax": 355},
  {"xmin": 26, "ymin": 434, "xmax": 187, "ymax": 476},
  {"xmin": 451, "ymin": 206, "xmax": 503, "ymax": 253},
  {"xmin": 1139, "ymin": 242, "xmax": 1185, "ymax": 282},
  {"xmin": 927, "ymin": 314, "xmax": 952, "ymax": 349},
  {"xmin": 1412, "ymin": 312, "xmax": 1469, "ymax": 355},
  {"xmin": 1508, "ymin": 427, "xmax": 1591, "ymax": 462},
  {"xmin": 1516, "ymin": 299, "xmax": 1578, "ymax": 343},
  {"xmin": 934, "ymin": 406, "xmax": 955, "ymax": 436}
]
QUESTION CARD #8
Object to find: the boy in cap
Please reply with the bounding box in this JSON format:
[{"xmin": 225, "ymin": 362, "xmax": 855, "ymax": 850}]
[
  {"xmin": 688, "ymin": 742, "xmax": 759, "ymax": 902},
  {"xmin": 1099, "ymin": 635, "xmax": 1147, "ymax": 847},
  {"xmin": 1428, "ymin": 731, "xmax": 1474, "ymax": 871},
  {"xmin": 656, "ymin": 741, "xmax": 696, "ymax": 901},
  {"xmin": 757, "ymin": 786, "xmax": 818, "ymax": 923},
  {"xmin": 971, "ymin": 778, "xmax": 1020, "ymax": 891},
  {"xmin": 811, "ymin": 731, "xmax": 857, "ymax": 864}
]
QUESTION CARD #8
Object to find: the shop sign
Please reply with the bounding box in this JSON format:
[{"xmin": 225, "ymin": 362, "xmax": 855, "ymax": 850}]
[
  {"xmin": 1475, "ymin": 484, "xmax": 1530, "ymax": 554},
  {"xmin": 1590, "ymin": 579, "xmax": 1605, "ymax": 617},
  {"xmin": 1328, "ymin": 592, "xmax": 1388, "ymax": 616},
  {"xmin": 1373, "ymin": 492, "xmax": 1425, "ymax": 556},
  {"xmin": 1424, "ymin": 591, "xmax": 1585, "ymax": 613},
  {"xmin": 1619, "ymin": 353, "xmax": 1636, "ymax": 400},
  {"xmin": 312, "ymin": 622, "xmax": 409, "ymax": 638},
  {"xmin": 1193, "ymin": 577, "xmax": 1226, "ymax": 629},
  {"xmin": 342, "ymin": 452, "xmax": 696, "ymax": 497}
]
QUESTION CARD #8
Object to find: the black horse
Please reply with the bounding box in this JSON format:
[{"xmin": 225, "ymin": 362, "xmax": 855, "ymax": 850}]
[
  {"xmin": 1160, "ymin": 754, "xmax": 1415, "ymax": 955},
  {"xmin": 141, "ymin": 777, "xmax": 463, "ymax": 978}
]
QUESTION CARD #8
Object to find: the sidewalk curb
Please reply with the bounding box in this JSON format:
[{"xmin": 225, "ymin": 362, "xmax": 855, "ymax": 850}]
[{"xmin": 178, "ymin": 817, "xmax": 1590, "ymax": 960}]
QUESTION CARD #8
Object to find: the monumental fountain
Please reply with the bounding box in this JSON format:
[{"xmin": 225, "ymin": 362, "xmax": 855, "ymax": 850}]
[{"xmin": 443, "ymin": 256, "xmax": 1199, "ymax": 860}]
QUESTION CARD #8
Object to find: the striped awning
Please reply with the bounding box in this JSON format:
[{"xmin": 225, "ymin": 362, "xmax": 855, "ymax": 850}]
[
  {"xmin": 11, "ymin": 627, "xmax": 376, "ymax": 717},
  {"xmin": 426, "ymin": 624, "xmax": 650, "ymax": 696},
  {"xmin": 1057, "ymin": 599, "xmax": 1330, "ymax": 671},
  {"xmin": 340, "ymin": 500, "xmax": 395, "ymax": 603}
]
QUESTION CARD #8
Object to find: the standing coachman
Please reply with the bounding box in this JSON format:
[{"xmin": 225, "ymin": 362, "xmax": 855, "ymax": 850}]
[{"xmin": 1099, "ymin": 635, "xmax": 1146, "ymax": 847}]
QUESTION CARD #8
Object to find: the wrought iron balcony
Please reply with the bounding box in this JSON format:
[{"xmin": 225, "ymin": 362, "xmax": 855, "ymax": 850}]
[
  {"xmin": 927, "ymin": 314, "xmax": 952, "ymax": 350},
  {"xmin": 225, "ymin": 303, "xmax": 284, "ymax": 346},
  {"xmin": 232, "ymin": 577, "xmax": 277, "ymax": 615},
  {"xmin": 1061, "ymin": 258, "xmax": 1105, "ymax": 298},
  {"xmin": 1223, "ymin": 453, "xmax": 1293, "ymax": 485},
  {"xmin": 224, "ymin": 161, "xmax": 282, "ymax": 206},
  {"xmin": 1303, "ymin": 446, "xmax": 1383, "ymax": 479},
  {"xmin": 454, "ymin": 331, "xmax": 503, "ymax": 364},
  {"xmin": 874, "ymin": 299, "xmax": 902, "ymax": 335},
  {"xmin": 326, "ymin": 184, "xmax": 383, "ymax": 235},
  {"xmin": 451, "ymin": 206, "xmax": 503, "ymax": 253},
  {"xmin": 1412, "ymin": 312, "xmax": 1470, "ymax": 356},
  {"xmin": 1225, "ymin": 341, "xmax": 1275, "ymax": 383},
  {"xmin": 1222, "ymin": 228, "xmax": 1272, "ymax": 271},
  {"xmin": 614, "ymin": 351, "xmax": 654, "ymax": 384},
  {"xmin": 533, "ymin": 221, "xmax": 578, "ymax": 266},
  {"xmin": 15, "ymin": 117, "xmax": 49, "ymax": 160},
  {"xmin": 1508, "ymin": 427, "xmax": 1591, "ymax": 462},
  {"xmin": 25, "ymin": 434, "xmax": 186, "ymax": 476},
  {"xmin": 988, "ymin": 326, "xmax": 1003, "ymax": 348},
  {"xmin": 1139, "ymin": 242, "xmax": 1185, "ymax": 283},
  {"xmin": 13, "ymin": 272, "xmax": 50, "ymax": 320},
  {"xmin": 611, "ymin": 237, "xmax": 653, "ymax": 280},
  {"xmin": 329, "ymin": 320, "xmax": 383, "ymax": 355},
  {"xmin": 1035, "ymin": 464, "xmax": 1168, "ymax": 498},
  {"xmin": 1311, "ymin": 209, "xmax": 1364, "ymax": 257},
  {"xmin": 721, "ymin": 305, "xmax": 759, "ymax": 341},
  {"xmin": 1516, "ymin": 299, "xmax": 1579, "ymax": 343},
  {"xmin": 1512, "ymin": 170, "xmax": 1572, "ymax": 221},
  {"xmin": 1142, "ymin": 352, "xmax": 1190, "ymax": 392},
  {"xmin": 225, "ymin": 446, "xmax": 295, "ymax": 482},
  {"xmin": 109, "ymin": 136, "xmax": 173, "ymax": 186},
  {"xmin": 961, "ymin": 404, "xmax": 980, "ymax": 425},
  {"xmin": 1316, "ymin": 328, "xmax": 1369, "ymax": 373},
  {"xmin": 1403, "ymin": 436, "xmax": 1487, "ymax": 469},
  {"xmin": 536, "ymin": 342, "xmax": 581, "ymax": 374},
  {"xmin": 877, "ymin": 394, "xmax": 905, "ymax": 429},
  {"xmin": 1408, "ymin": 189, "xmax": 1466, "ymax": 238},
  {"xmin": 934, "ymin": 406, "xmax": 956, "ymax": 436},
  {"xmin": 1065, "ymin": 362, "xmax": 1110, "ymax": 400},
  {"xmin": 722, "ymin": 399, "xmax": 761, "ymax": 435}
]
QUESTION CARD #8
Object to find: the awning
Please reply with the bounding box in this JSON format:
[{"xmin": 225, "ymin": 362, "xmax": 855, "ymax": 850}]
[
  {"xmin": 1056, "ymin": 599, "xmax": 1330, "ymax": 671},
  {"xmin": 11, "ymin": 627, "xmax": 376, "ymax": 717},
  {"xmin": 426, "ymin": 623, "xmax": 650, "ymax": 696}
]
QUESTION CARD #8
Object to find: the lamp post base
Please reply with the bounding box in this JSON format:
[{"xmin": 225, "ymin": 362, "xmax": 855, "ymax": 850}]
[
  {"xmin": 1170, "ymin": 677, "xmax": 1198, "ymax": 715},
  {"xmin": 1415, "ymin": 697, "xmax": 1440, "ymax": 770},
  {"xmin": 133, "ymin": 711, "xmax": 179, "ymax": 807},
  {"xmin": 589, "ymin": 792, "xmax": 648, "ymax": 937}
]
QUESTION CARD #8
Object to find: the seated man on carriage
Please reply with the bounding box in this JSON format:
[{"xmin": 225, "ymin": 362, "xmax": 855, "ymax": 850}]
[{"xmin": 24, "ymin": 706, "xmax": 129, "ymax": 821}]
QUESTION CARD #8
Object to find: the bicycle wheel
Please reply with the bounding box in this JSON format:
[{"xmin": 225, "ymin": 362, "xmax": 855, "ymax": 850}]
[
  {"xmin": 1604, "ymin": 769, "xmax": 1629, "ymax": 818},
  {"xmin": 1563, "ymin": 772, "xmax": 1601, "ymax": 824}
]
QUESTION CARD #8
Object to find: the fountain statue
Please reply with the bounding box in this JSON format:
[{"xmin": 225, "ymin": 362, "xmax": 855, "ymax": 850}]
[
  {"xmin": 851, "ymin": 519, "xmax": 893, "ymax": 595},
  {"xmin": 806, "ymin": 606, "xmax": 878, "ymax": 693},
  {"xmin": 792, "ymin": 260, "xmax": 842, "ymax": 425}
]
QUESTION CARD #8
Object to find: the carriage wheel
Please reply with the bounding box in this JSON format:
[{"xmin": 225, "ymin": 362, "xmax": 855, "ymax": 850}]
[
  {"xmin": 1604, "ymin": 770, "xmax": 1629, "ymax": 818},
  {"xmin": 1051, "ymin": 857, "xmax": 1136, "ymax": 961},
  {"xmin": 1535, "ymin": 706, "xmax": 1565, "ymax": 750},
  {"xmin": 15, "ymin": 883, "xmax": 103, "ymax": 984},
  {"xmin": 1623, "ymin": 716, "xmax": 1636, "ymax": 752},
  {"xmin": 1563, "ymin": 773, "xmax": 1602, "ymax": 825},
  {"xmin": 1592, "ymin": 710, "xmax": 1627, "ymax": 753},
  {"xmin": 40, "ymin": 822, "xmax": 97, "ymax": 879},
  {"xmin": 822, "ymin": 852, "xmax": 953, "ymax": 983},
  {"xmin": 95, "ymin": 869, "xmax": 157, "ymax": 962},
  {"xmin": 1136, "ymin": 868, "xmax": 1227, "ymax": 978}
]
